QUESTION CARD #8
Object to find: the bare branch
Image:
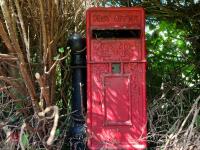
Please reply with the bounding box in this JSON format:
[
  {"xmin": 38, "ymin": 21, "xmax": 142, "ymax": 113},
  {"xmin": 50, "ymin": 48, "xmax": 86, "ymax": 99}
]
[
  {"xmin": 0, "ymin": 75, "xmax": 26, "ymax": 95},
  {"xmin": 38, "ymin": 0, "xmax": 47, "ymax": 65},
  {"xmin": 35, "ymin": 72, "xmax": 50, "ymax": 107},
  {"xmin": 38, "ymin": 106, "xmax": 59, "ymax": 146},
  {"xmin": 45, "ymin": 54, "xmax": 68, "ymax": 75},
  {"xmin": 20, "ymin": 63, "xmax": 40, "ymax": 112},
  {"xmin": 15, "ymin": 0, "xmax": 30, "ymax": 62},
  {"xmin": 0, "ymin": 54, "xmax": 18, "ymax": 61}
]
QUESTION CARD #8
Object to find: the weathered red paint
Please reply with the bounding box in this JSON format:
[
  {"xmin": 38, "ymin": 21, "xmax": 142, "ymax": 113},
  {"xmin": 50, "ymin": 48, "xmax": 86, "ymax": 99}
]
[{"xmin": 86, "ymin": 7, "xmax": 147, "ymax": 150}]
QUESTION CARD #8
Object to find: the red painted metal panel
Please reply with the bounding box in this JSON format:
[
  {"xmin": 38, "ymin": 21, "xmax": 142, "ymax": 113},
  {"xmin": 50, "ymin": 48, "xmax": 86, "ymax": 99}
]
[
  {"xmin": 91, "ymin": 40, "xmax": 142, "ymax": 62},
  {"xmin": 104, "ymin": 75, "xmax": 131, "ymax": 126},
  {"xmin": 87, "ymin": 7, "xmax": 147, "ymax": 150},
  {"xmin": 88, "ymin": 8, "xmax": 143, "ymax": 29}
]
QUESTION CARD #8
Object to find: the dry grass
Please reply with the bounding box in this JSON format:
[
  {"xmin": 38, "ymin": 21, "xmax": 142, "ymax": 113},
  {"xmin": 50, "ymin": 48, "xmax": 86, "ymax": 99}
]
[{"xmin": 148, "ymin": 83, "xmax": 200, "ymax": 150}]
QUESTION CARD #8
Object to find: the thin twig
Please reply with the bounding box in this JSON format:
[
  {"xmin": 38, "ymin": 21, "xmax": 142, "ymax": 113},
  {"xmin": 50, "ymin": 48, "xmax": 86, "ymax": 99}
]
[
  {"xmin": 45, "ymin": 54, "xmax": 69, "ymax": 75},
  {"xmin": 0, "ymin": 54, "xmax": 18, "ymax": 61}
]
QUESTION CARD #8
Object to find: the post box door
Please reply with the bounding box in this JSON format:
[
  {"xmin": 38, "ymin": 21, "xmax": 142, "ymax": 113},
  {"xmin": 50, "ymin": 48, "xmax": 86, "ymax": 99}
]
[{"xmin": 87, "ymin": 8, "xmax": 147, "ymax": 150}]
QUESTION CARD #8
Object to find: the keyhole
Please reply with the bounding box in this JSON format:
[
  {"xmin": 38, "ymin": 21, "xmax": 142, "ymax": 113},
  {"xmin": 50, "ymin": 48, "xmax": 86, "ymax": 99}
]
[{"xmin": 112, "ymin": 63, "xmax": 121, "ymax": 73}]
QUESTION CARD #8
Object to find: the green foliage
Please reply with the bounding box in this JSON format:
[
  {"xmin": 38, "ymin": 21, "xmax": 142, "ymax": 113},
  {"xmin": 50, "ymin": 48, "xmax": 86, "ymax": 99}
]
[
  {"xmin": 58, "ymin": 47, "xmax": 65, "ymax": 53},
  {"xmin": 146, "ymin": 19, "xmax": 199, "ymax": 98},
  {"xmin": 55, "ymin": 46, "xmax": 72, "ymax": 112},
  {"xmin": 195, "ymin": 115, "xmax": 200, "ymax": 128},
  {"xmin": 22, "ymin": 133, "xmax": 29, "ymax": 149},
  {"xmin": 147, "ymin": 20, "xmax": 188, "ymax": 71},
  {"xmin": 55, "ymin": 128, "xmax": 61, "ymax": 137}
]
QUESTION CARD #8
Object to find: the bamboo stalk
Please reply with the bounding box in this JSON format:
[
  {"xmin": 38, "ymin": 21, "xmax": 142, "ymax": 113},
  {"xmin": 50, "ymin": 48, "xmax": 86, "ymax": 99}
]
[
  {"xmin": 0, "ymin": 20, "xmax": 14, "ymax": 53},
  {"xmin": 15, "ymin": 0, "xmax": 30, "ymax": 62},
  {"xmin": 38, "ymin": 0, "xmax": 47, "ymax": 66}
]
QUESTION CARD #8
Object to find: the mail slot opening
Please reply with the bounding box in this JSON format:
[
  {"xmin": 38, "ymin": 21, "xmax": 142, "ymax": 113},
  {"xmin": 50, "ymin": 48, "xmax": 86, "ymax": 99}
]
[{"xmin": 92, "ymin": 29, "xmax": 141, "ymax": 39}]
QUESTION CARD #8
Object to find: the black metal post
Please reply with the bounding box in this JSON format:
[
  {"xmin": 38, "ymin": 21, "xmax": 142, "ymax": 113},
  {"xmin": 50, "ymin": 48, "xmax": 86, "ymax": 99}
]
[{"xmin": 68, "ymin": 33, "xmax": 86, "ymax": 149}]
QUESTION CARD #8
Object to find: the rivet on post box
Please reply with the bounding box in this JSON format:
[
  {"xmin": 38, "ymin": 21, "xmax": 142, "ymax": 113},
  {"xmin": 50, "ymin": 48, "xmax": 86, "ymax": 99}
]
[{"xmin": 86, "ymin": 8, "xmax": 147, "ymax": 149}]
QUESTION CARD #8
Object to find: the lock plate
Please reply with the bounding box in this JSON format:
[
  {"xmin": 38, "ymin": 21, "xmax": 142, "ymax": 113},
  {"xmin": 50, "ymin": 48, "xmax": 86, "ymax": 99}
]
[{"xmin": 112, "ymin": 63, "xmax": 121, "ymax": 73}]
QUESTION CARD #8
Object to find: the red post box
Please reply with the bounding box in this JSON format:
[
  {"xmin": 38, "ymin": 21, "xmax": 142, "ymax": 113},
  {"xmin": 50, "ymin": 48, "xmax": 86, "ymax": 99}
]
[{"xmin": 86, "ymin": 7, "xmax": 147, "ymax": 150}]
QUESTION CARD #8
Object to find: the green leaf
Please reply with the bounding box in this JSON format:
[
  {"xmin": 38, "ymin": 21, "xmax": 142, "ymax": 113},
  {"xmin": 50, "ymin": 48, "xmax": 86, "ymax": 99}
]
[
  {"xmin": 22, "ymin": 133, "xmax": 29, "ymax": 147},
  {"xmin": 55, "ymin": 128, "xmax": 60, "ymax": 137},
  {"xmin": 58, "ymin": 47, "xmax": 65, "ymax": 53},
  {"xmin": 178, "ymin": 40, "xmax": 186, "ymax": 49},
  {"xmin": 195, "ymin": 115, "xmax": 200, "ymax": 128}
]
